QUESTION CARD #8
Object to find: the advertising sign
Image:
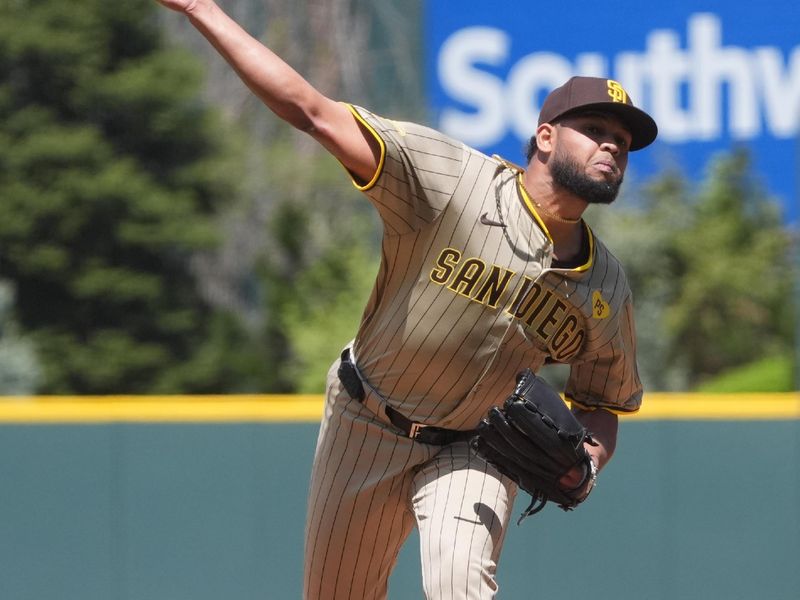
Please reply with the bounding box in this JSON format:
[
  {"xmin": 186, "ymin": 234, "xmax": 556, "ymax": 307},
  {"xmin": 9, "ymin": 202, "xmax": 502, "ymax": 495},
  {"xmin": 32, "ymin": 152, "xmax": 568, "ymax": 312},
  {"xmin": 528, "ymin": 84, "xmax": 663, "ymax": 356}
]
[{"xmin": 425, "ymin": 0, "xmax": 799, "ymax": 221}]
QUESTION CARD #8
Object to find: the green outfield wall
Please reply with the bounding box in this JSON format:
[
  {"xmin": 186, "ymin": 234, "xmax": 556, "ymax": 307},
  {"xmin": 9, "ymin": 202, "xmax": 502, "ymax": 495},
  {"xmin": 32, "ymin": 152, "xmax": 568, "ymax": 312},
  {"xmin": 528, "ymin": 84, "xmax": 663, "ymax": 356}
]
[{"xmin": 0, "ymin": 395, "xmax": 798, "ymax": 600}]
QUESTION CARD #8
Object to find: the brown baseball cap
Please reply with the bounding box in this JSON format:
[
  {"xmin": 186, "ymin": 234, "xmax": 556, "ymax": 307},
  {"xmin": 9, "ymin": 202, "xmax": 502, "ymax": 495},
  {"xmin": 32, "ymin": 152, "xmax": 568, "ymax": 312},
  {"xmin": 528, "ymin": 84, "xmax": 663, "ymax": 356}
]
[{"xmin": 538, "ymin": 76, "xmax": 658, "ymax": 150}]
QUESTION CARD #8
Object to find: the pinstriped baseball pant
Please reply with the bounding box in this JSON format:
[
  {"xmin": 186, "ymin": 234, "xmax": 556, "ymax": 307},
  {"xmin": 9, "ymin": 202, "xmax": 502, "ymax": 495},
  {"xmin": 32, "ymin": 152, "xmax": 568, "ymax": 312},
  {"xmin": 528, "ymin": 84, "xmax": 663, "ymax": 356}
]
[{"xmin": 303, "ymin": 360, "xmax": 517, "ymax": 600}]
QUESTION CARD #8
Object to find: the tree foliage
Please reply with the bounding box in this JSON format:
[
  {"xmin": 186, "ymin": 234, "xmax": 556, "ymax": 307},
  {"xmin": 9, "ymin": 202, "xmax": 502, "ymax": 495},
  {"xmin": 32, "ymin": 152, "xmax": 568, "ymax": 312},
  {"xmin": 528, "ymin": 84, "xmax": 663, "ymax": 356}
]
[
  {"xmin": 247, "ymin": 139, "xmax": 381, "ymax": 393},
  {"xmin": 589, "ymin": 150, "xmax": 795, "ymax": 391},
  {"xmin": 0, "ymin": 0, "xmax": 262, "ymax": 393},
  {"xmin": 1, "ymin": 0, "xmax": 792, "ymax": 395},
  {"xmin": 158, "ymin": 0, "xmax": 396, "ymax": 394}
]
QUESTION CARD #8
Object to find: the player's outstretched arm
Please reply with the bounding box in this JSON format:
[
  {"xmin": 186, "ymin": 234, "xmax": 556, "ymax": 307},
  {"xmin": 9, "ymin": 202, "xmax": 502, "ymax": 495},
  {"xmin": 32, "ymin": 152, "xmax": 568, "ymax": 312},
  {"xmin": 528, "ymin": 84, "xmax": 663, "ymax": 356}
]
[{"xmin": 154, "ymin": 0, "xmax": 381, "ymax": 183}]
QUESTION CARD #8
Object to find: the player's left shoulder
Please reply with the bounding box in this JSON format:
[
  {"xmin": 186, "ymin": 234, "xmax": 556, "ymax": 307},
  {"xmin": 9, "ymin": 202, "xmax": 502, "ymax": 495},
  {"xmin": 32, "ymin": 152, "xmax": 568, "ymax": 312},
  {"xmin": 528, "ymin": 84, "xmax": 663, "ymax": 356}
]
[
  {"xmin": 583, "ymin": 231, "xmax": 633, "ymax": 308},
  {"xmin": 588, "ymin": 230, "xmax": 628, "ymax": 276},
  {"xmin": 578, "ymin": 223, "xmax": 616, "ymax": 264}
]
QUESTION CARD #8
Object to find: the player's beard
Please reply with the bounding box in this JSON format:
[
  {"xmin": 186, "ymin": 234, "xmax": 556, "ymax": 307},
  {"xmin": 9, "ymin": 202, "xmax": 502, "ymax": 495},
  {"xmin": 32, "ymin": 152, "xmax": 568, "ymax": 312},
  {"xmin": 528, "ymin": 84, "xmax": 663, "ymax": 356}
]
[{"xmin": 549, "ymin": 152, "xmax": 623, "ymax": 205}]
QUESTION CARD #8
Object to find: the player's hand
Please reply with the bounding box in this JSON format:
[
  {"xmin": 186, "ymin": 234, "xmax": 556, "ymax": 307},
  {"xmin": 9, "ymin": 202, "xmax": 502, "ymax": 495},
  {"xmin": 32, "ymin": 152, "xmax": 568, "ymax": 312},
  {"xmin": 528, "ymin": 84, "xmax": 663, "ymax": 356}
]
[
  {"xmin": 155, "ymin": 0, "xmax": 201, "ymax": 13},
  {"xmin": 558, "ymin": 461, "xmax": 589, "ymax": 490},
  {"xmin": 557, "ymin": 443, "xmax": 598, "ymax": 494}
]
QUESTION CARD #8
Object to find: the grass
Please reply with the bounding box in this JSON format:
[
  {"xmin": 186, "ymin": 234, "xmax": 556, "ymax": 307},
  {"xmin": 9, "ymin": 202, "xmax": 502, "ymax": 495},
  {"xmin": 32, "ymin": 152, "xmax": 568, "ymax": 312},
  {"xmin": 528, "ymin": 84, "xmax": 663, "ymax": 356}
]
[{"xmin": 694, "ymin": 354, "xmax": 796, "ymax": 393}]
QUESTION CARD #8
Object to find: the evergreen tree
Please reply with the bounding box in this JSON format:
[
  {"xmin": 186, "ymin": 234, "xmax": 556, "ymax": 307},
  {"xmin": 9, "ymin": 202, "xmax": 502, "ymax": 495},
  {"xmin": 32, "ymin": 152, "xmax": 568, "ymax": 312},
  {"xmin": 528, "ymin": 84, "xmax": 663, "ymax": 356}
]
[
  {"xmin": 589, "ymin": 150, "xmax": 794, "ymax": 390},
  {"xmin": 665, "ymin": 151, "xmax": 793, "ymax": 382},
  {"xmin": 250, "ymin": 138, "xmax": 382, "ymax": 394},
  {"xmin": 157, "ymin": 0, "xmax": 395, "ymax": 394},
  {"xmin": 0, "ymin": 0, "xmax": 261, "ymax": 393}
]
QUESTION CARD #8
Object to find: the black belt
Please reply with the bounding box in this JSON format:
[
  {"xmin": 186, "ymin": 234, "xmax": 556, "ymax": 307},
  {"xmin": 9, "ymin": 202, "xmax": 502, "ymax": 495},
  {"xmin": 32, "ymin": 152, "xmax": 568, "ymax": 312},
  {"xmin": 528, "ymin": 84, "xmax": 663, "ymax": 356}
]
[{"xmin": 337, "ymin": 349, "xmax": 475, "ymax": 446}]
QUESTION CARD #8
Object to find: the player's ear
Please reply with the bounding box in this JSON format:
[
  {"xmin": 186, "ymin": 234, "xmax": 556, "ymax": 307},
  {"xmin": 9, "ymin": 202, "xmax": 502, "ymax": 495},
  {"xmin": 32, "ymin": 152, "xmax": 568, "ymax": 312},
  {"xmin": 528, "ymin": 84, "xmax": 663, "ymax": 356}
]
[{"xmin": 535, "ymin": 123, "xmax": 555, "ymax": 154}]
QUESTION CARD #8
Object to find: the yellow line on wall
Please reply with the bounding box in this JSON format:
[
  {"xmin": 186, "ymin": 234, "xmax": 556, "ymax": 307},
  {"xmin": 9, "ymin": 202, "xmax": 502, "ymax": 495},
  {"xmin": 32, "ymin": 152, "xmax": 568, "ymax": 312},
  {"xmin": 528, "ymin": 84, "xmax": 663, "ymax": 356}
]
[
  {"xmin": 0, "ymin": 393, "xmax": 797, "ymax": 423},
  {"xmin": 628, "ymin": 393, "xmax": 799, "ymax": 420},
  {"xmin": 0, "ymin": 395, "xmax": 324, "ymax": 424}
]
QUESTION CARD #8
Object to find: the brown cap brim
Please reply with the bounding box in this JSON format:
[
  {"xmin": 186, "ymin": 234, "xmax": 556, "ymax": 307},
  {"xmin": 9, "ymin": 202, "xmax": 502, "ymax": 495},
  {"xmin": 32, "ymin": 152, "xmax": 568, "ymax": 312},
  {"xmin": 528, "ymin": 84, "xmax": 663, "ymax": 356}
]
[
  {"xmin": 554, "ymin": 102, "xmax": 658, "ymax": 151},
  {"xmin": 537, "ymin": 77, "xmax": 659, "ymax": 151}
]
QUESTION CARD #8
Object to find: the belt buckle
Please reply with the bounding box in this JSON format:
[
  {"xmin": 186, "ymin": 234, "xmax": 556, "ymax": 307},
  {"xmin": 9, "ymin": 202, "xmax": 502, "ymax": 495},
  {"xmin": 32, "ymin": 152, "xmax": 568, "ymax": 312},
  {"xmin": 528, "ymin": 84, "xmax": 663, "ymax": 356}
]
[{"xmin": 408, "ymin": 422, "xmax": 428, "ymax": 439}]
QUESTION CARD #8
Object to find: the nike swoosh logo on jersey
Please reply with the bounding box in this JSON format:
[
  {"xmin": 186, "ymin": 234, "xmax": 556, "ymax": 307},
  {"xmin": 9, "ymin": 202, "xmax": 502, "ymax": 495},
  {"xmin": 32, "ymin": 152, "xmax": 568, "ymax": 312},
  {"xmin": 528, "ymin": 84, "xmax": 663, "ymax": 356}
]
[{"xmin": 480, "ymin": 213, "xmax": 506, "ymax": 228}]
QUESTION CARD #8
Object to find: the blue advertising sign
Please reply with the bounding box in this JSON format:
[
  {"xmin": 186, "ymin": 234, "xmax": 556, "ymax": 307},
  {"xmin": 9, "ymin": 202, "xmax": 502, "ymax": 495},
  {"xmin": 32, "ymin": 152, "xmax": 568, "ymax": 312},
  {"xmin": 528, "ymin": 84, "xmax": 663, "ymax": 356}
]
[{"xmin": 424, "ymin": 0, "xmax": 799, "ymax": 222}]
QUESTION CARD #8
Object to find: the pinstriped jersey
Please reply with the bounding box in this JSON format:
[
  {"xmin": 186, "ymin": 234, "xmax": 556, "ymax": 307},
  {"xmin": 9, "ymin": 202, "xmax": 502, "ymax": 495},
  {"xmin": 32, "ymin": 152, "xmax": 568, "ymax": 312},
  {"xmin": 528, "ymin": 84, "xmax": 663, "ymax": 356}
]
[{"xmin": 343, "ymin": 104, "xmax": 643, "ymax": 430}]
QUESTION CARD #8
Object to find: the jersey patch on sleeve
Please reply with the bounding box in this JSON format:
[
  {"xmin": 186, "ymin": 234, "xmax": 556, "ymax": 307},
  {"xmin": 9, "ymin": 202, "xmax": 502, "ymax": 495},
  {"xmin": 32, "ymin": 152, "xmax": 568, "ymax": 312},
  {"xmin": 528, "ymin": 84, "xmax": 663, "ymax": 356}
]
[{"xmin": 591, "ymin": 290, "xmax": 611, "ymax": 319}]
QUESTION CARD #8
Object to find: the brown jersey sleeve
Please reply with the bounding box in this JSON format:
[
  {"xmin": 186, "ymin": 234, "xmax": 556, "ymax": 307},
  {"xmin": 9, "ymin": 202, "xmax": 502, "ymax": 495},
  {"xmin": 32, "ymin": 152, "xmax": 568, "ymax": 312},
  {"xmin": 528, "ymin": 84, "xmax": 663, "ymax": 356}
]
[
  {"xmin": 564, "ymin": 292, "xmax": 643, "ymax": 413},
  {"xmin": 345, "ymin": 104, "xmax": 469, "ymax": 235}
]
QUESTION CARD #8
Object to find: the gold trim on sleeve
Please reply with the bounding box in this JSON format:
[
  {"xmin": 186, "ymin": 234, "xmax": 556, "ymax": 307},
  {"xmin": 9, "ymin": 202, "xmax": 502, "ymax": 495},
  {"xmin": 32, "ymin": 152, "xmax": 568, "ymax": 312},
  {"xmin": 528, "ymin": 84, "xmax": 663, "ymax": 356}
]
[{"xmin": 344, "ymin": 103, "xmax": 386, "ymax": 191}]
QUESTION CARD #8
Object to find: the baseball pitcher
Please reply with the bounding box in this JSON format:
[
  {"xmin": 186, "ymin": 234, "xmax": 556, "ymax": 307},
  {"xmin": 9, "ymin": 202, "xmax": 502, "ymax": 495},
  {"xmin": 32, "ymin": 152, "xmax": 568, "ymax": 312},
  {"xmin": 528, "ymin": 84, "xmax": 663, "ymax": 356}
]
[{"xmin": 155, "ymin": 2, "xmax": 657, "ymax": 598}]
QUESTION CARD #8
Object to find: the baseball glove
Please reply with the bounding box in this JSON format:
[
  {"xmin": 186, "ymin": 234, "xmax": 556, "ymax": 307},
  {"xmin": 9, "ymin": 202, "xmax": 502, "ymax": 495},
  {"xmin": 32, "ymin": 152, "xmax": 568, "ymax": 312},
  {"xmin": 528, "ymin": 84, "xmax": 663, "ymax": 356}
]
[{"xmin": 471, "ymin": 368, "xmax": 597, "ymax": 523}]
